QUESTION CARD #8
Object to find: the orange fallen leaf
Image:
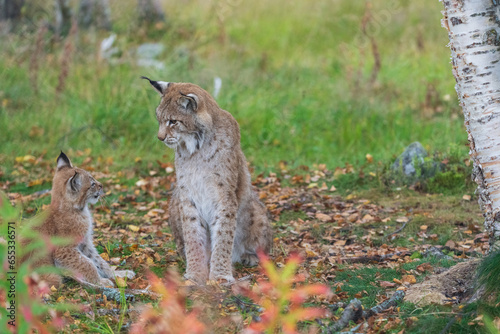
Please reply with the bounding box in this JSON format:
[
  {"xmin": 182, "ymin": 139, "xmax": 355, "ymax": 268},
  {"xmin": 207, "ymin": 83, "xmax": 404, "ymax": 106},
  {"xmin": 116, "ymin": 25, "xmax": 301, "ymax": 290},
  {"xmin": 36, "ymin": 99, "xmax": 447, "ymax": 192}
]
[
  {"xmin": 315, "ymin": 213, "xmax": 331, "ymax": 222},
  {"xmin": 402, "ymin": 275, "xmax": 416, "ymax": 284},
  {"xmin": 379, "ymin": 281, "xmax": 397, "ymax": 288}
]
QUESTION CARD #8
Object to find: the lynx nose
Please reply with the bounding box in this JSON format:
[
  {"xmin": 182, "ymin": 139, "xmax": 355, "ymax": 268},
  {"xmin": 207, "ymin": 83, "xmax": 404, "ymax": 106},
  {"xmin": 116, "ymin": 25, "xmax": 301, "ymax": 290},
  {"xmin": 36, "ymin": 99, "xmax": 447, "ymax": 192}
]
[{"xmin": 158, "ymin": 135, "xmax": 166, "ymax": 141}]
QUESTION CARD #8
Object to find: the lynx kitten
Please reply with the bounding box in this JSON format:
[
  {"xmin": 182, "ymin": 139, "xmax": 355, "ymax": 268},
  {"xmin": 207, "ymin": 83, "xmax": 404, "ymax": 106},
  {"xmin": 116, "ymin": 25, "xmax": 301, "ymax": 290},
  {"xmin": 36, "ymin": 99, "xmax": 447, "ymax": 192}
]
[
  {"xmin": 144, "ymin": 77, "xmax": 272, "ymax": 284},
  {"xmin": 24, "ymin": 152, "xmax": 134, "ymax": 288}
]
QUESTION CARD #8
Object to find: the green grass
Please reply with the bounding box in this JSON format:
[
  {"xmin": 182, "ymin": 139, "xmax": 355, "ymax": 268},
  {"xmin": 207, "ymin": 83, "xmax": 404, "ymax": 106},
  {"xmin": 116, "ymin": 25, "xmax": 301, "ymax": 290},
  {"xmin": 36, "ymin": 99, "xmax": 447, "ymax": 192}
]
[{"xmin": 0, "ymin": 0, "xmax": 468, "ymax": 176}]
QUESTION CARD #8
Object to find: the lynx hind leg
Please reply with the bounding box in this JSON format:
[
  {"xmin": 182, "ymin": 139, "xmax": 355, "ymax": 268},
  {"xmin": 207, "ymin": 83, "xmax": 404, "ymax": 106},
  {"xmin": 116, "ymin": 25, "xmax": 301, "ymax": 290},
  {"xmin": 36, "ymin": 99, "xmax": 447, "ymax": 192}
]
[
  {"xmin": 235, "ymin": 197, "xmax": 273, "ymax": 267},
  {"xmin": 31, "ymin": 256, "xmax": 62, "ymax": 289},
  {"xmin": 168, "ymin": 194, "xmax": 185, "ymax": 259},
  {"xmin": 39, "ymin": 273, "xmax": 62, "ymax": 289}
]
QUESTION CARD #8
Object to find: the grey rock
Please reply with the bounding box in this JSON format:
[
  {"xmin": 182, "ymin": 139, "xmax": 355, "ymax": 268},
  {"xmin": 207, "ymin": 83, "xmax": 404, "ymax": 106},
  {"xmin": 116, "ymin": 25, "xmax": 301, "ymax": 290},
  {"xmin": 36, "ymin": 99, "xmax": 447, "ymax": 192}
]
[
  {"xmin": 423, "ymin": 246, "xmax": 453, "ymax": 260},
  {"xmin": 392, "ymin": 142, "xmax": 427, "ymax": 176},
  {"xmin": 392, "ymin": 142, "xmax": 440, "ymax": 183}
]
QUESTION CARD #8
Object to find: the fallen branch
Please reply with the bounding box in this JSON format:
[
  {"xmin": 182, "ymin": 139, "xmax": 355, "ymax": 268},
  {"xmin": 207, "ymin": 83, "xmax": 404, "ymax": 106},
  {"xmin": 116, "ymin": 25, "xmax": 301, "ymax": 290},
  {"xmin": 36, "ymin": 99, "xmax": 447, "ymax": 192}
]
[
  {"xmin": 340, "ymin": 252, "xmax": 411, "ymax": 264},
  {"xmin": 363, "ymin": 290, "xmax": 405, "ymax": 318},
  {"xmin": 77, "ymin": 279, "xmax": 161, "ymax": 302},
  {"xmin": 325, "ymin": 291, "xmax": 406, "ymax": 333},
  {"xmin": 325, "ymin": 298, "xmax": 363, "ymax": 333}
]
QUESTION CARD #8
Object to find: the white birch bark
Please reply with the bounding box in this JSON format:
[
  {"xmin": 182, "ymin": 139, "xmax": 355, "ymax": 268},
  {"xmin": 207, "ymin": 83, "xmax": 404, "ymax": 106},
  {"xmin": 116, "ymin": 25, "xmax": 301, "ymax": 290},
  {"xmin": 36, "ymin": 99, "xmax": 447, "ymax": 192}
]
[{"xmin": 442, "ymin": 0, "xmax": 500, "ymax": 251}]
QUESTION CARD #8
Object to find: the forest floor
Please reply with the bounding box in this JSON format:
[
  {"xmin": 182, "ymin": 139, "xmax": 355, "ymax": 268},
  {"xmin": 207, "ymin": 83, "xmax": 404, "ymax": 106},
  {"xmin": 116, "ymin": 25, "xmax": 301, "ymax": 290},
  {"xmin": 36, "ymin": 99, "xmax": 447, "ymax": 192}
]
[{"xmin": 2, "ymin": 152, "xmax": 499, "ymax": 334}]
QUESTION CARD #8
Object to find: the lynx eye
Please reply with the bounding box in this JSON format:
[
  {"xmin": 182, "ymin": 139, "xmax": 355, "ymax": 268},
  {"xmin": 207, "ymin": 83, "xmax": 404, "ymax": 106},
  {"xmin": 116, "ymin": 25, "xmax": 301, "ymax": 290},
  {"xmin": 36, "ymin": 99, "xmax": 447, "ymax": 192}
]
[
  {"xmin": 167, "ymin": 119, "xmax": 178, "ymax": 126},
  {"xmin": 91, "ymin": 182, "xmax": 96, "ymax": 188}
]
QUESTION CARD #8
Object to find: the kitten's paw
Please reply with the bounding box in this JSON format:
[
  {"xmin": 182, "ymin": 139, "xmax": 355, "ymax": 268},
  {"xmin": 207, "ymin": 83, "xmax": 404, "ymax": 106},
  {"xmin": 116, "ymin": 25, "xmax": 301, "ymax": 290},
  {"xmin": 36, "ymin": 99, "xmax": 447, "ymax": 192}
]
[
  {"xmin": 115, "ymin": 270, "xmax": 135, "ymax": 279},
  {"xmin": 100, "ymin": 278, "xmax": 115, "ymax": 287},
  {"xmin": 240, "ymin": 253, "xmax": 260, "ymax": 267}
]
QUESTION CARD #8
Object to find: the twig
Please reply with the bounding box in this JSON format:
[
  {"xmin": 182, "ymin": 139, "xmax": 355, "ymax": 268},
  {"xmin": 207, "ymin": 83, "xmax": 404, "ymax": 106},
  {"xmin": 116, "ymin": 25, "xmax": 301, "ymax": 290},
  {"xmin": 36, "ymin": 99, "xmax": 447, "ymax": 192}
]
[
  {"xmin": 439, "ymin": 315, "xmax": 458, "ymax": 334},
  {"xmin": 363, "ymin": 290, "xmax": 405, "ymax": 318},
  {"xmin": 57, "ymin": 124, "xmax": 117, "ymax": 148},
  {"xmin": 385, "ymin": 219, "xmax": 411, "ymax": 239},
  {"xmin": 93, "ymin": 308, "xmax": 139, "ymax": 316},
  {"xmin": 439, "ymin": 311, "xmax": 474, "ymax": 334},
  {"xmin": 325, "ymin": 298, "xmax": 363, "ymax": 333},
  {"xmin": 338, "ymin": 322, "xmax": 363, "ymax": 333},
  {"xmin": 340, "ymin": 251, "xmax": 412, "ymax": 264},
  {"xmin": 77, "ymin": 279, "xmax": 161, "ymax": 302},
  {"xmin": 221, "ymin": 274, "xmax": 254, "ymax": 287}
]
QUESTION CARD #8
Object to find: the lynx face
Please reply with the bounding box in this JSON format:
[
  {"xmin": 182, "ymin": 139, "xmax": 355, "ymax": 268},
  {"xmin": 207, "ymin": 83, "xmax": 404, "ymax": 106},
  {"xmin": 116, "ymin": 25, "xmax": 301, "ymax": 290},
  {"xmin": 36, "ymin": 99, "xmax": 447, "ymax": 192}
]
[
  {"xmin": 143, "ymin": 77, "xmax": 212, "ymax": 155},
  {"xmin": 53, "ymin": 153, "xmax": 104, "ymax": 209}
]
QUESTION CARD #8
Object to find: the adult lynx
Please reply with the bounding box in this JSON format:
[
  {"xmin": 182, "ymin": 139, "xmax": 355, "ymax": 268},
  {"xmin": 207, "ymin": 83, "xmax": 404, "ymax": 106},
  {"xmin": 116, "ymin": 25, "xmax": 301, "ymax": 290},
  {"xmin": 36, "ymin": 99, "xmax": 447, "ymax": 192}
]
[
  {"xmin": 24, "ymin": 152, "xmax": 134, "ymax": 288},
  {"xmin": 143, "ymin": 78, "xmax": 272, "ymax": 284}
]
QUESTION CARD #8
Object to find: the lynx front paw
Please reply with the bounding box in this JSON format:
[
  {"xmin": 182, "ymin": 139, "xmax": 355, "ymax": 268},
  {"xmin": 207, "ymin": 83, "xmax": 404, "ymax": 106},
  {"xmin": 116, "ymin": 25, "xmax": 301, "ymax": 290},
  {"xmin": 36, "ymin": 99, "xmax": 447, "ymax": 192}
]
[
  {"xmin": 115, "ymin": 270, "xmax": 136, "ymax": 279},
  {"xmin": 240, "ymin": 253, "xmax": 260, "ymax": 267},
  {"xmin": 209, "ymin": 273, "xmax": 235, "ymax": 284},
  {"xmin": 100, "ymin": 278, "xmax": 115, "ymax": 287},
  {"xmin": 184, "ymin": 272, "xmax": 208, "ymax": 285}
]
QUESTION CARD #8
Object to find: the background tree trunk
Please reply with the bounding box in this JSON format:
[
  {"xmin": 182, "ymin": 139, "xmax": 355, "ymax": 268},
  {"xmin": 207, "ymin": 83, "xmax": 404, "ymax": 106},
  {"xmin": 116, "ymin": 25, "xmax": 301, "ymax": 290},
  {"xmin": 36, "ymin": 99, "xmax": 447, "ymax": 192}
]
[
  {"xmin": 442, "ymin": 0, "xmax": 500, "ymax": 251},
  {"xmin": 137, "ymin": 0, "xmax": 165, "ymax": 25},
  {"xmin": 54, "ymin": 0, "xmax": 72, "ymax": 37},
  {"xmin": 0, "ymin": 0, "xmax": 24, "ymax": 21},
  {"xmin": 78, "ymin": 0, "xmax": 111, "ymax": 30}
]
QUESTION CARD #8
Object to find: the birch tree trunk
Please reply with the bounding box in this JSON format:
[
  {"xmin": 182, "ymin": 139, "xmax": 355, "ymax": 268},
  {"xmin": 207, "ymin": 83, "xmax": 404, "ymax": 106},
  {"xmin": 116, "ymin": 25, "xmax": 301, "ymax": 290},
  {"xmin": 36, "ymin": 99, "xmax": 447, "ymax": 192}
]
[{"xmin": 442, "ymin": 0, "xmax": 500, "ymax": 251}]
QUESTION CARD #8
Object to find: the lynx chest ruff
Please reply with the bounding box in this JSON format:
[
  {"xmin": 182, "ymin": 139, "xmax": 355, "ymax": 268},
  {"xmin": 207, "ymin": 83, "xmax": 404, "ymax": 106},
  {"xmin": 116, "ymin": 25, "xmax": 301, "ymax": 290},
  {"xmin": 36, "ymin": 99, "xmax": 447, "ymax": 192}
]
[{"xmin": 176, "ymin": 160, "xmax": 219, "ymax": 229}]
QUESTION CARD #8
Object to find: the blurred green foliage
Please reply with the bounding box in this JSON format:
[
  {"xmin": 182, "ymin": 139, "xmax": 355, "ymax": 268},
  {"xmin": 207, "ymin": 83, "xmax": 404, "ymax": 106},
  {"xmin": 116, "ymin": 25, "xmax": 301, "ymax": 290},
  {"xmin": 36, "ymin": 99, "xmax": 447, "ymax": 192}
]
[{"xmin": 0, "ymin": 0, "xmax": 468, "ymax": 175}]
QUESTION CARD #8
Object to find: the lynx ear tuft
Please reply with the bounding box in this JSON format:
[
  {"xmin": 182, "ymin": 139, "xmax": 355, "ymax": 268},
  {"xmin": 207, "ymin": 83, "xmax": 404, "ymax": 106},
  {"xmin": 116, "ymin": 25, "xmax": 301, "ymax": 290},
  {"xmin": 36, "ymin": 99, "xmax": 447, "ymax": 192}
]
[
  {"xmin": 57, "ymin": 151, "xmax": 73, "ymax": 170},
  {"xmin": 141, "ymin": 76, "xmax": 170, "ymax": 95},
  {"xmin": 179, "ymin": 93, "xmax": 198, "ymax": 111}
]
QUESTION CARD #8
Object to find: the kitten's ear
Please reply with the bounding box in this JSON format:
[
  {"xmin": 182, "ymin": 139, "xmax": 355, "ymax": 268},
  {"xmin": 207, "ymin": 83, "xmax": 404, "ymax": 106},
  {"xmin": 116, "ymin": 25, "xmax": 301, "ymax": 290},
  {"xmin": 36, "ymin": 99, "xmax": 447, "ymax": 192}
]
[
  {"xmin": 141, "ymin": 76, "xmax": 170, "ymax": 95},
  {"xmin": 179, "ymin": 93, "xmax": 198, "ymax": 112},
  {"xmin": 57, "ymin": 151, "xmax": 72, "ymax": 170},
  {"xmin": 69, "ymin": 172, "xmax": 81, "ymax": 192}
]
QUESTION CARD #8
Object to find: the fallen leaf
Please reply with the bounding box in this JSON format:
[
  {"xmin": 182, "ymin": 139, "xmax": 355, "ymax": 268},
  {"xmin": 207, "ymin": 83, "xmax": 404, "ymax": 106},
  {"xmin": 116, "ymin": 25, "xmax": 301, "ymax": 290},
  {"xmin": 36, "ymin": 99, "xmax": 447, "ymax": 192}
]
[
  {"xmin": 315, "ymin": 213, "xmax": 331, "ymax": 222},
  {"xmin": 116, "ymin": 276, "xmax": 127, "ymax": 288},
  {"xmin": 379, "ymin": 281, "xmax": 397, "ymax": 288},
  {"xmin": 128, "ymin": 225, "xmax": 140, "ymax": 232},
  {"xmin": 402, "ymin": 275, "xmax": 416, "ymax": 284},
  {"xmin": 445, "ymin": 240, "xmax": 456, "ymax": 248}
]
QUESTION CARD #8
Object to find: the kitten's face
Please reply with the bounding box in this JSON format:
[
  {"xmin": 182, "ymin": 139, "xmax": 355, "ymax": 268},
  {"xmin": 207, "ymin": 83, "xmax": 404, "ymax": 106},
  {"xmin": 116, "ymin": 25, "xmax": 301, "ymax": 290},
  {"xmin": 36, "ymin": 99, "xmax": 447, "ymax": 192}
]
[{"xmin": 52, "ymin": 152, "xmax": 104, "ymax": 209}]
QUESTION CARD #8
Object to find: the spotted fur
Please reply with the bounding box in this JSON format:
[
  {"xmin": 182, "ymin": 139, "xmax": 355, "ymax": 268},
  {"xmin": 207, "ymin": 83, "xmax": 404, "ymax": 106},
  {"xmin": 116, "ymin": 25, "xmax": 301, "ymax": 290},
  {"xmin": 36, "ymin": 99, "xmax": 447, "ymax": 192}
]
[
  {"xmin": 23, "ymin": 152, "xmax": 135, "ymax": 288},
  {"xmin": 145, "ymin": 80, "xmax": 273, "ymax": 284}
]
